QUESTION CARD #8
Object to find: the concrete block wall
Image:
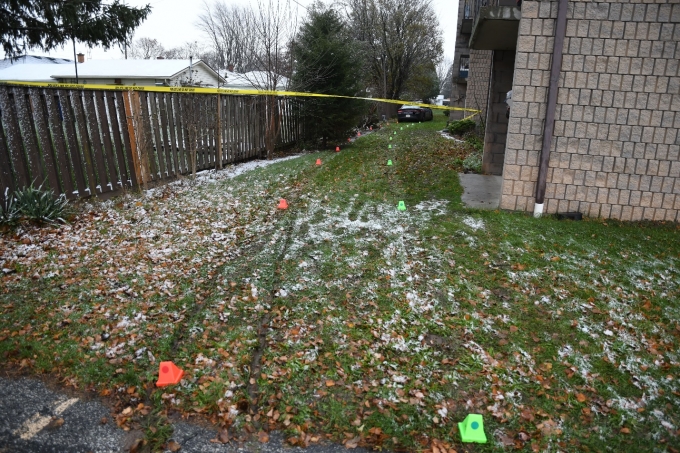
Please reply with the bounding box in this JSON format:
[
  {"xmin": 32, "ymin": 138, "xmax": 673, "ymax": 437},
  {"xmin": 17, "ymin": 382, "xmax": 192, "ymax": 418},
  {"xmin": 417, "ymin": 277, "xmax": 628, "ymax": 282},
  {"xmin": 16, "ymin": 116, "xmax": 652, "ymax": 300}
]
[
  {"xmin": 501, "ymin": 0, "xmax": 680, "ymax": 221},
  {"xmin": 466, "ymin": 49, "xmax": 494, "ymax": 125},
  {"xmin": 482, "ymin": 50, "xmax": 516, "ymax": 175},
  {"xmin": 450, "ymin": 0, "xmax": 471, "ymax": 121}
]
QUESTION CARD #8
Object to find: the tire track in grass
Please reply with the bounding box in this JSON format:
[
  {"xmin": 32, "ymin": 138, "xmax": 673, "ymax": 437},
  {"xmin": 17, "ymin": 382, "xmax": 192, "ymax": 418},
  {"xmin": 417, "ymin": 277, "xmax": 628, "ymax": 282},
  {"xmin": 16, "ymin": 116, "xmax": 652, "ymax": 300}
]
[{"xmin": 163, "ymin": 155, "xmax": 327, "ymax": 432}]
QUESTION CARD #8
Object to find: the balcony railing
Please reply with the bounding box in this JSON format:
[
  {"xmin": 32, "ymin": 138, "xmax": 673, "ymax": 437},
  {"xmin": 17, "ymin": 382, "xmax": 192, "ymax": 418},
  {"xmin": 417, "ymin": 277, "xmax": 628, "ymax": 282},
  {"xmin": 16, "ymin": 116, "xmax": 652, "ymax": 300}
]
[{"xmin": 464, "ymin": 0, "xmax": 516, "ymax": 22}]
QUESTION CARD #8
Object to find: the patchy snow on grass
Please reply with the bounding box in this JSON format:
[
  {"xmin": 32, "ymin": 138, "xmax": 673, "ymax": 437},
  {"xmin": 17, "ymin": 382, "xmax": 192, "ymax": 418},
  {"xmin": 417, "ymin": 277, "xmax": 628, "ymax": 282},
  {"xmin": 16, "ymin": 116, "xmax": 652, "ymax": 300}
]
[{"xmin": 462, "ymin": 216, "xmax": 485, "ymax": 231}]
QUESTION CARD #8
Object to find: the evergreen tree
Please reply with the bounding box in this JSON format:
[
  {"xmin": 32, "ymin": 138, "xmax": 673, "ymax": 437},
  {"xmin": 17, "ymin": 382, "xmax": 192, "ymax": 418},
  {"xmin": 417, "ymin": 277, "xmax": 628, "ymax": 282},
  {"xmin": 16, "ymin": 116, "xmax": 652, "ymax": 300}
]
[
  {"xmin": 1, "ymin": 0, "xmax": 151, "ymax": 57},
  {"xmin": 291, "ymin": 5, "xmax": 365, "ymax": 147}
]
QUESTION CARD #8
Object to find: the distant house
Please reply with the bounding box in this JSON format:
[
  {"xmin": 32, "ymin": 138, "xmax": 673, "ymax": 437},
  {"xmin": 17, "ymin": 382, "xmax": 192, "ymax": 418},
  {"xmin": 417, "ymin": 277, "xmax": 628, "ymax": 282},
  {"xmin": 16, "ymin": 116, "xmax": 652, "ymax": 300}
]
[
  {"xmin": 221, "ymin": 70, "xmax": 289, "ymax": 90},
  {"xmin": 0, "ymin": 58, "xmax": 225, "ymax": 87}
]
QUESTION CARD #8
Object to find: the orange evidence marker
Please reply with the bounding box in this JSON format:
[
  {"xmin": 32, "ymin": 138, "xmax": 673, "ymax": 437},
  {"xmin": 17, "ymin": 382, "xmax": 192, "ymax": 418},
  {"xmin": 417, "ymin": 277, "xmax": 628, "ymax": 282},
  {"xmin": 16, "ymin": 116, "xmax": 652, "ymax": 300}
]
[
  {"xmin": 347, "ymin": 138, "xmax": 351, "ymax": 142},
  {"xmin": 370, "ymin": 126, "xmax": 373, "ymax": 131},
  {"xmin": 335, "ymin": 146, "xmax": 340, "ymax": 152},
  {"xmin": 316, "ymin": 158, "xmax": 322, "ymax": 166},
  {"xmin": 277, "ymin": 199, "xmax": 289, "ymax": 209},
  {"xmin": 357, "ymin": 132, "xmax": 361, "ymax": 136},
  {"xmin": 156, "ymin": 361, "xmax": 184, "ymax": 387}
]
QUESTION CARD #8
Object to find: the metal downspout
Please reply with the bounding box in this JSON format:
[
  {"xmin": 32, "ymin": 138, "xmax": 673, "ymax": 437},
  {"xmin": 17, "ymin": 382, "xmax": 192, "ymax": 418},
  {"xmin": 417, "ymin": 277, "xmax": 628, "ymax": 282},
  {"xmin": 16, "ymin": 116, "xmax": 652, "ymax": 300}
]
[{"xmin": 534, "ymin": 0, "xmax": 568, "ymax": 217}]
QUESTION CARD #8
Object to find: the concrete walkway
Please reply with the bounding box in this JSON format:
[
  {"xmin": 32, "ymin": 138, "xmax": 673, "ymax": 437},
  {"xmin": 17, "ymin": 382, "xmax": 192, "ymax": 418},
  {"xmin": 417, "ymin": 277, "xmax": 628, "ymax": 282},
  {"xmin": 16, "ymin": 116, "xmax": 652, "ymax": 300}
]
[{"xmin": 458, "ymin": 173, "xmax": 503, "ymax": 209}]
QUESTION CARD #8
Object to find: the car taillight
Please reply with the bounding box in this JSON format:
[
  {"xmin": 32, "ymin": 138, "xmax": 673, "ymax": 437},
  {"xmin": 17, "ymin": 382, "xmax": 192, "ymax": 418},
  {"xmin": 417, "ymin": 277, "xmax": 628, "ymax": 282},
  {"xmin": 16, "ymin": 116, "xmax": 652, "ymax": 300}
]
[{"xmin": 398, "ymin": 110, "xmax": 402, "ymax": 113}]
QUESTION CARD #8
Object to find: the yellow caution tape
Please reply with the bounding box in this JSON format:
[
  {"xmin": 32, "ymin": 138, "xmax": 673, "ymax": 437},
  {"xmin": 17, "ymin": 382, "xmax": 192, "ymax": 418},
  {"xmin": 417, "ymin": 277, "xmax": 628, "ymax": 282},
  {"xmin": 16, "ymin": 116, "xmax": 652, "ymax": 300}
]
[{"xmin": 0, "ymin": 80, "xmax": 480, "ymax": 113}]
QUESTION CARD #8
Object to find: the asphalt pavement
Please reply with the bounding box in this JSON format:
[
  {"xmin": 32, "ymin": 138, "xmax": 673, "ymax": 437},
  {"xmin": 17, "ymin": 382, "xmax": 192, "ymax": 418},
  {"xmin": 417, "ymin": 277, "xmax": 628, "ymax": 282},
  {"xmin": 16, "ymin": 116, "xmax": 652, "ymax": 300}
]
[{"xmin": 0, "ymin": 377, "xmax": 372, "ymax": 453}]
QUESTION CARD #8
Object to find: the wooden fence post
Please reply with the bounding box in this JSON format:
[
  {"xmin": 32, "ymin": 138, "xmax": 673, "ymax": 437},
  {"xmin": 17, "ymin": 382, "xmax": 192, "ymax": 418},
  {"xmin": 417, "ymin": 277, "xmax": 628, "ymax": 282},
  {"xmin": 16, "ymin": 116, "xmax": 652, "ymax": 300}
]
[
  {"xmin": 122, "ymin": 91, "xmax": 141, "ymax": 186},
  {"xmin": 216, "ymin": 93, "xmax": 222, "ymax": 170}
]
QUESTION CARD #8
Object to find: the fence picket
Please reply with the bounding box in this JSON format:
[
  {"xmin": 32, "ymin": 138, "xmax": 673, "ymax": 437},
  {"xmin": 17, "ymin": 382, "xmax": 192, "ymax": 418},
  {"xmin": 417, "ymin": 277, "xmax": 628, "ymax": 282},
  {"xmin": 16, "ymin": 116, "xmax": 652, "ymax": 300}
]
[
  {"xmin": 106, "ymin": 92, "xmax": 129, "ymax": 189},
  {"xmin": 44, "ymin": 91, "xmax": 75, "ymax": 198},
  {"xmin": 28, "ymin": 88, "xmax": 61, "ymax": 194},
  {"xmin": 95, "ymin": 91, "xmax": 120, "ymax": 195},
  {"xmin": 13, "ymin": 88, "xmax": 46, "ymax": 186},
  {"xmin": 149, "ymin": 93, "xmax": 168, "ymax": 179},
  {"xmin": 0, "ymin": 112, "xmax": 14, "ymax": 200},
  {"xmin": 83, "ymin": 91, "xmax": 111, "ymax": 195},
  {"xmin": 157, "ymin": 93, "xmax": 175, "ymax": 177}
]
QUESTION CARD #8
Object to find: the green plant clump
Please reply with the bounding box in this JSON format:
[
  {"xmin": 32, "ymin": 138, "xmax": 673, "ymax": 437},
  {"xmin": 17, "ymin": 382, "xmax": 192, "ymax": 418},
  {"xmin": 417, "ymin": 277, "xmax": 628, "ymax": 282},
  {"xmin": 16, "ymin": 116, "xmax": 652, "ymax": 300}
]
[
  {"xmin": 1, "ymin": 189, "xmax": 20, "ymax": 225},
  {"xmin": 462, "ymin": 152, "xmax": 482, "ymax": 173},
  {"xmin": 9, "ymin": 183, "xmax": 69, "ymax": 224},
  {"xmin": 446, "ymin": 118, "xmax": 476, "ymax": 136}
]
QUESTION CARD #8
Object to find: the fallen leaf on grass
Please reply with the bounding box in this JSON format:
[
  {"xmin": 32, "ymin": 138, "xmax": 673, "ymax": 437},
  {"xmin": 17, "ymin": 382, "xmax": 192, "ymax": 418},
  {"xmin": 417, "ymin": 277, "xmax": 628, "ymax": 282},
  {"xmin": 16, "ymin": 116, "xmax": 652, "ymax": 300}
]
[
  {"xmin": 497, "ymin": 432, "xmax": 515, "ymax": 446},
  {"xmin": 537, "ymin": 419, "xmax": 562, "ymax": 437},
  {"xmin": 166, "ymin": 440, "xmax": 181, "ymax": 451},
  {"xmin": 620, "ymin": 427, "xmax": 630, "ymax": 434},
  {"xmin": 325, "ymin": 380, "xmax": 335, "ymax": 387},
  {"xmin": 258, "ymin": 431, "xmax": 270, "ymax": 443},
  {"xmin": 520, "ymin": 408, "xmax": 535, "ymax": 422},
  {"xmin": 576, "ymin": 393, "xmax": 587, "ymax": 403}
]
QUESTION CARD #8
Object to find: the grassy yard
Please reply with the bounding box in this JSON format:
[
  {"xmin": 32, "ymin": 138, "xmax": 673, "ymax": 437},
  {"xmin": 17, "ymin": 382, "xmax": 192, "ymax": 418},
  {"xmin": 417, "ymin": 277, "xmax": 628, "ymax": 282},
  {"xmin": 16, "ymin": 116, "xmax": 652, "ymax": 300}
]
[{"xmin": 1, "ymin": 116, "xmax": 679, "ymax": 452}]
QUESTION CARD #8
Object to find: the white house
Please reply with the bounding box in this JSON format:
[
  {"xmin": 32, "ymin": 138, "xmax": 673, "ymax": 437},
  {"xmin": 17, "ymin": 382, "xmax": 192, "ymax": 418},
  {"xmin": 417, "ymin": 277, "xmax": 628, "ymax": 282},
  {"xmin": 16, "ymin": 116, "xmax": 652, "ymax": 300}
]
[
  {"xmin": 221, "ymin": 70, "xmax": 289, "ymax": 90},
  {"xmin": 0, "ymin": 59, "xmax": 225, "ymax": 87}
]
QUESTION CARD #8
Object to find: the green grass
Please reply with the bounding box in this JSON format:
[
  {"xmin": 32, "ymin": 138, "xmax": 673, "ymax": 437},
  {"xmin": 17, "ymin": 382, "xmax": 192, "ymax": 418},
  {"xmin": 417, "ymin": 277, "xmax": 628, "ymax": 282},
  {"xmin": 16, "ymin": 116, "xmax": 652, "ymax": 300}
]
[{"xmin": 1, "ymin": 116, "xmax": 678, "ymax": 452}]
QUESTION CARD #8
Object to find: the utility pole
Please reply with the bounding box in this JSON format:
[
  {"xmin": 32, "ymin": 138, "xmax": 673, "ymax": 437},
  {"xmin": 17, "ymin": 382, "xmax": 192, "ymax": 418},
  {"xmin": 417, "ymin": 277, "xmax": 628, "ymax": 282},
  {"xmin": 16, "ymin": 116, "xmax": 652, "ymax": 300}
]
[
  {"xmin": 381, "ymin": 52, "xmax": 387, "ymax": 120},
  {"xmin": 72, "ymin": 37, "xmax": 79, "ymax": 83}
]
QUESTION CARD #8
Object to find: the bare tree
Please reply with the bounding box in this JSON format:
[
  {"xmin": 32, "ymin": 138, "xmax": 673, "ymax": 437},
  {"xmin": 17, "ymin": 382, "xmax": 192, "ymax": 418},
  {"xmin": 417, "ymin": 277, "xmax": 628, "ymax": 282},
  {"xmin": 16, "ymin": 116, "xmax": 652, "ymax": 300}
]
[
  {"xmin": 129, "ymin": 37, "xmax": 165, "ymax": 59},
  {"xmin": 197, "ymin": 1, "xmax": 258, "ymax": 72},
  {"xmin": 163, "ymin": 41, "xmax": 203, "ymax": 59},
  {"xmin": 344, "ymin": 0, "xmax": 443, "ymax": 102},
  {"xmin": 241, "ymin": 0, "xmax": 296, "ymax": 160},
  {"xmin": 436, "ymin": 57, "xmax": 452, "ymax": 96}
]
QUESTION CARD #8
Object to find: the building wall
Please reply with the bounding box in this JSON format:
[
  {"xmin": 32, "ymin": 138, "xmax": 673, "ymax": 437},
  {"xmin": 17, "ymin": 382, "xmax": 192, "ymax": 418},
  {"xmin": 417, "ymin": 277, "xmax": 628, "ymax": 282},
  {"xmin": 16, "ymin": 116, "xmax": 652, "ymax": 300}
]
[
  {"xmin": 482, "ymin": 50, "xmax": 515, "ymax": 175},
  {"xmin": 450, "ymin": 1, "xmax": 471, "ymax": 121},
  {"xmin": 466, "ymin": 49, "xmax": 493, "ymax": 126},
  {"xmin": 501, "ymin": 0, "xmax": 680, "ymax": 221}
]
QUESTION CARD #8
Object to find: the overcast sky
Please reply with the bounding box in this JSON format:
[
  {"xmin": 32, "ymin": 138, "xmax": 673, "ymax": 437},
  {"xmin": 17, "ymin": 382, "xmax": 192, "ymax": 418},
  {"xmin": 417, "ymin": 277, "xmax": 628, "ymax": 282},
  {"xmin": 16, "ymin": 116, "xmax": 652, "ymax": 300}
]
[{"xmin": 13, "ymin": 0, "xmax": 459, "ymax": 64}]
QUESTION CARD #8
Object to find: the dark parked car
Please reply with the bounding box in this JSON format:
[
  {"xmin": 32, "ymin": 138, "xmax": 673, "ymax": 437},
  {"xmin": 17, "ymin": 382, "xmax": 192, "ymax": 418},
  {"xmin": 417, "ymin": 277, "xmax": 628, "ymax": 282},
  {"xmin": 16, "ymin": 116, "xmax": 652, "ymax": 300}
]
[{"xmin": 397, "ymin": 105, "xmax": 433, "ymax": 122}]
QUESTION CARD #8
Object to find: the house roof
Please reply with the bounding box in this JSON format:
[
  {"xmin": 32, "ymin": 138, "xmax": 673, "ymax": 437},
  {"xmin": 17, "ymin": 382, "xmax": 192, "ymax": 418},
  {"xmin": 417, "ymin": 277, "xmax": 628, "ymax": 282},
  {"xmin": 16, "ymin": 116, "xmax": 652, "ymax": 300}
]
[
  {"xmin": 0, "ymin": 55, "xmax": 72, "ymax": 70},
  {"xmin": 0, "ymin": 59, "xmax": 226, "ymax": 83},
  {"xmin": 0, "ymin": 64, "xmax": 71, "ymax": 82},
  {"xmin": 54, "ymin": 59, "xmax": 225, "ymax": 82}
]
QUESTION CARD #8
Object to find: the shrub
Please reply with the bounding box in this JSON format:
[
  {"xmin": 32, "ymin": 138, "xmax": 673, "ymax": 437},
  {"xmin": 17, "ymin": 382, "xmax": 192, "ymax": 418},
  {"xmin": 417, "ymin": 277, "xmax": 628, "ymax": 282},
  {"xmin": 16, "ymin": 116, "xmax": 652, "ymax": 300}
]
[
  {"xmin": 12, "ymin": 183, "xmax": 69, "ymax": 224},
  {"xmin": 446, "ymin": 119, "xmax": 476, "ymax": 136},
  {"xmin": 465, "ymin": 134, "xmax": 484, "ymax": 152}
]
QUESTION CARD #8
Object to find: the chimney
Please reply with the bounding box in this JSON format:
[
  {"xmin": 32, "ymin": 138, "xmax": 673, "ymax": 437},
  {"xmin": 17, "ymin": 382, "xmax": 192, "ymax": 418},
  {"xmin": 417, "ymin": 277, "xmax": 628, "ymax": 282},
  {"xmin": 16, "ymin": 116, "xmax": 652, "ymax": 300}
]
[
  {"xmin": 157, "ymin": 56, "xmax": 165, "ymax": 60},
  {"xmin": 227, "ymin": 64, "xmax": 234, "ymax": 72},
  {"xmin": 77, "ymin": 53, "xmax": 85, "ymax": 63}
]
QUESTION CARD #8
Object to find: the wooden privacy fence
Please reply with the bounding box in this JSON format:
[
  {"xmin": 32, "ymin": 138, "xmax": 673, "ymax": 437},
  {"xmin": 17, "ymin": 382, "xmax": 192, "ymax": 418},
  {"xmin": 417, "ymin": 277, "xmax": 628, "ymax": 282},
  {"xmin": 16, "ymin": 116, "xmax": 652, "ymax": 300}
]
[{"xmin": 0, "ymin": 84, "xmax": 300, "ymax": 203}]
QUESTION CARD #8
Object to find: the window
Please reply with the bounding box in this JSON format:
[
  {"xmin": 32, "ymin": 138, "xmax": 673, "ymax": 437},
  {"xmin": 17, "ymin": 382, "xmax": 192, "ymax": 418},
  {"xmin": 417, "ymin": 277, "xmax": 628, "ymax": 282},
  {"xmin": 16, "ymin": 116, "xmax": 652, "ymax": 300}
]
[
  {"xmin": 114, "ymin": 78, "xmax": 122, "ymax": 85},
  {"xmin": 459, "ymin": 56, "xmax": 470, "ymax": 79}
]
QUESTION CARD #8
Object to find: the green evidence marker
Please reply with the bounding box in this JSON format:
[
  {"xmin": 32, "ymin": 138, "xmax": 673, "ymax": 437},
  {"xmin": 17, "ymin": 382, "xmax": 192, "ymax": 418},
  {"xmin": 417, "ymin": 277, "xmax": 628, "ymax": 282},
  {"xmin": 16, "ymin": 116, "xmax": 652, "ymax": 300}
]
[
  {"xmin": 397, "ymin": 201, "xmax": 406, "ymax": 211},
  {"xmin": 387, "ymin": 160, "xmax": 393, "ymax": 166},
  {"xmin": 458, "ymin": 414, "xmax": 487, "ymax": 443}
]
